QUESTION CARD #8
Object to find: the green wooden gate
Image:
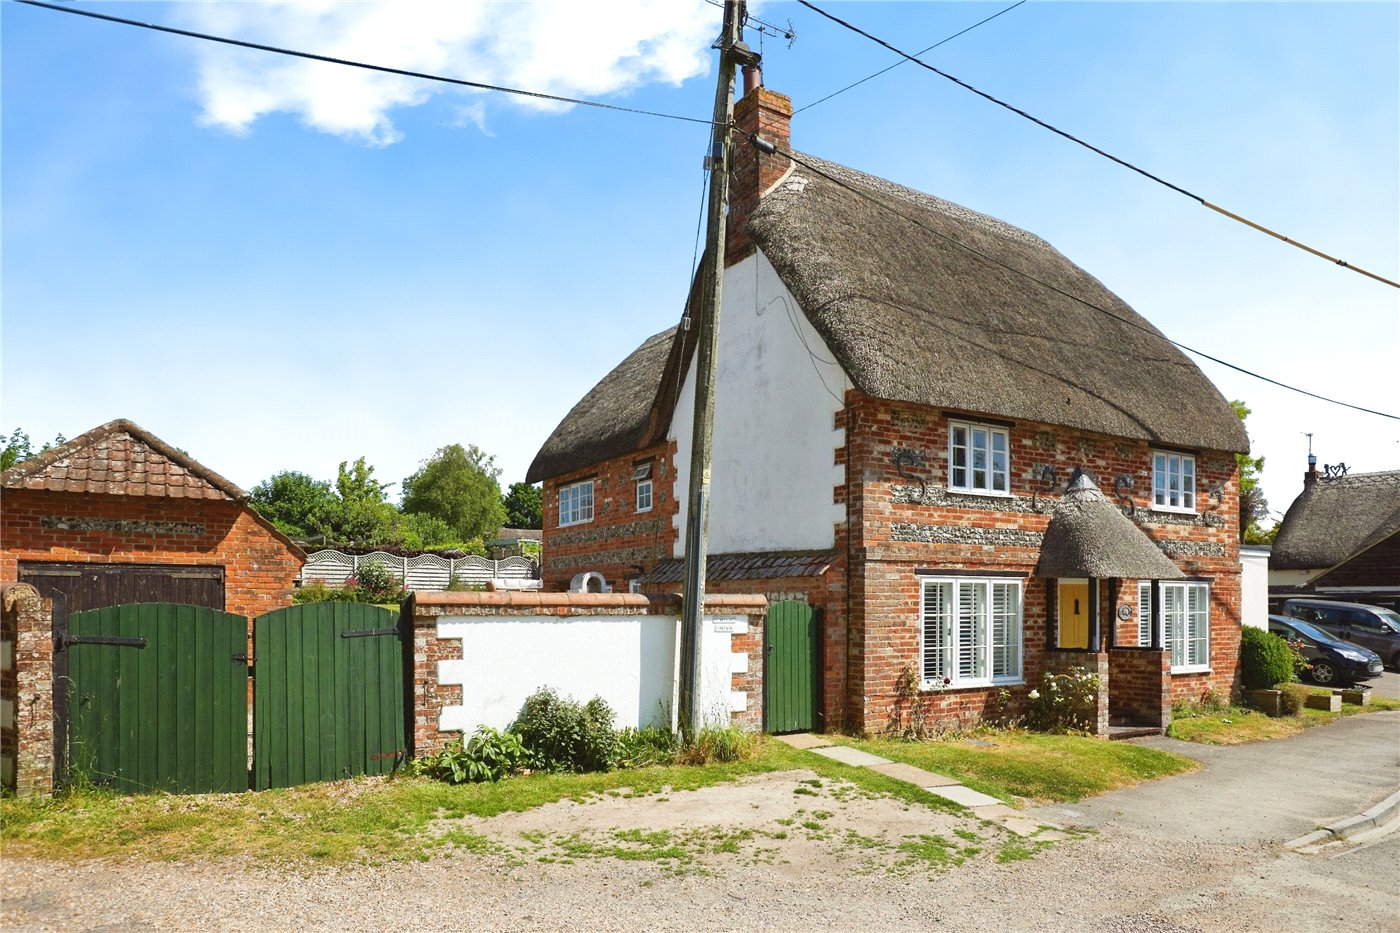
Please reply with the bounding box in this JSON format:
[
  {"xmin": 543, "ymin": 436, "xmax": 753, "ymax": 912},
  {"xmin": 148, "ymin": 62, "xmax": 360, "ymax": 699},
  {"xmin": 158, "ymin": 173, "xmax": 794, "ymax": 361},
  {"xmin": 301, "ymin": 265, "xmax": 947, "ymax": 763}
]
[
  {"xmin": 63, "ymin": 603, "xmax": 249, "ymax": 794},
  {"xmin": 765, "ymin": 600, "xmax": 818, "ymax": 734},
  {"xmin": 252, "ymin": 602, "xmax": 409, "ymax": 790}
]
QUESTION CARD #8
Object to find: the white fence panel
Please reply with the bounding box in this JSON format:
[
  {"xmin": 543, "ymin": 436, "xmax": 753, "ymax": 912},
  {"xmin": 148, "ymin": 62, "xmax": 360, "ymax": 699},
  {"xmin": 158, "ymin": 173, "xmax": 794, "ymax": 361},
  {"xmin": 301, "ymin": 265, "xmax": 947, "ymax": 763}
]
[{"xmin": 298, "ymin": 549, "xmax": 539, "ymax": 591}]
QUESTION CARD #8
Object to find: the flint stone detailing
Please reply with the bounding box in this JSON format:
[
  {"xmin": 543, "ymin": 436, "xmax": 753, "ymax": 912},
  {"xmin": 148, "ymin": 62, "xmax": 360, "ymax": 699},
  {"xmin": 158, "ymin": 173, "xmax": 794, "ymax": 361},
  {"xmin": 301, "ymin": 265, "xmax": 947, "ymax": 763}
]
[
  {"xmin": 891, "ymin": 484, "xmax": 1052, "ymax": 515},
  {"xmin": 891, "ymin": 523, "xmax": 1044, "ymax": 548},
  {"xmin": 1142, "ymin": 510, "xmax": 1226, "ymax": 529},
  {"xmin": 41, "ymin": 515, "xmax": 205, "ymax": 536},
  {"xmin": 550, "ymin": 547, "xmax": 660, "ymax": 571},
  {"xmin": 1155, "ymin": 539, "xmax": 1227, "ymax": 558},
  {"xmin": 551, "ymin": 519, "xmax": 665, "ymax": 548}
]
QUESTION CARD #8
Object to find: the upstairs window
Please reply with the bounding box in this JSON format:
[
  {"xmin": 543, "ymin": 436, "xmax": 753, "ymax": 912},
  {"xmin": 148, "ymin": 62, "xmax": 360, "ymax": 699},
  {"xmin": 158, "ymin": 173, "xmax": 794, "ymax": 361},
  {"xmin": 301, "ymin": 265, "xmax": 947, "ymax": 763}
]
[
  {"xmin": 948, "ymin": 421, "xmax": 1010, "ymax": 495},
  {"xmin": 558, "ymin": 479, "xmax": 594, "ymax": 527},
  {"xmin": 1152, "ymin": 451, "xmax": 1196, "ymax": 512},
  {"xmin": 633, "ymin": 462, "xmax": 653, "ymax": 513}
]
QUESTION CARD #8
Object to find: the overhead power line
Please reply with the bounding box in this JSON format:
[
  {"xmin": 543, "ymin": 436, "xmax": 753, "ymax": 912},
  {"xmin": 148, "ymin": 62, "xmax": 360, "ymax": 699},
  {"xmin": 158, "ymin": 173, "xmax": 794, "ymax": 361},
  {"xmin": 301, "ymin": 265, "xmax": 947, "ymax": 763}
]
[
  {"xmin": 762, "ymin": 139, "xmax": 1399, "ymax": 421},
  {"xmin": 15, "ymin": 0, "xmax": 717, "ymax": 127},
  {"xmin": 795, "ymin": 0, "xmax": 1399, "ymax": 290},
  {"xmin": 795, "ymin": 0, "xmax": 1025, "ymax": 115}
]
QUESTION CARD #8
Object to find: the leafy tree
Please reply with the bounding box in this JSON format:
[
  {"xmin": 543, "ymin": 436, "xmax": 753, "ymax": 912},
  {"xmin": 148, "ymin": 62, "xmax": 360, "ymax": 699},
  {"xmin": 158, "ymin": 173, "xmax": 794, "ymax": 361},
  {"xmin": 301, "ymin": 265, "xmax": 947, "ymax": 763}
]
[
  {"xmin": 2, "ymin": 428, "xmax": 67, "ymax": 471},
  {"xmin": 249, "ymin": 471, "xmax": 337, "ymax": 540},
  {"xmin": 503, "ymin": 481, "xmax": 543, "ymax": 529},
  {"xmin": 325, "ymin": 457, "xmax": 400, "ymax": 546},
  {"xmin": 1231, "ymin": 401, "xmax": 1271, "ymax": 544},
  {"xmin": 401, "ymin": 444, "xmax": 507, "ymax": 541},
  {"xmin": 394, "ymin": 511, "xmax": 456, "ymax": 550}
]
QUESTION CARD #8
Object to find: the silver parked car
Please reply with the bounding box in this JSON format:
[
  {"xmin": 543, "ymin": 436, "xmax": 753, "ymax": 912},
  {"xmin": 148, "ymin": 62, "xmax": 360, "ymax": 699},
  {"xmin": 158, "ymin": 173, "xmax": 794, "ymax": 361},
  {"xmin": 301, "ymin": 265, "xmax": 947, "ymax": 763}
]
[{"xmin": 1282, "ymin": 598, "xmax": 1400, "ymax": 671}]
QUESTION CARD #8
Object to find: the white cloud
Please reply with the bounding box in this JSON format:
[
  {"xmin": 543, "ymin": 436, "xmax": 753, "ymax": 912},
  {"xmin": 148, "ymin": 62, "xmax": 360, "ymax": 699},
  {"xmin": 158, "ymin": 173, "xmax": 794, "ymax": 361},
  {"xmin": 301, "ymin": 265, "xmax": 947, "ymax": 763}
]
[{"xmin": 179, "ymin": 0, "xmax": 719, "ymax": 146}]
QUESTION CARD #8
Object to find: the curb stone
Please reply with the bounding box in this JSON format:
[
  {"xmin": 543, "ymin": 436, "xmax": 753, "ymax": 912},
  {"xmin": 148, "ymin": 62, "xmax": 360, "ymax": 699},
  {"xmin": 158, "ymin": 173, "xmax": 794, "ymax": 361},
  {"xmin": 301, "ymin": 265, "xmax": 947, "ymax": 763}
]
[{"xmin": 1285, "ymin": 787, "xmax": 1400, "ymax": 850}]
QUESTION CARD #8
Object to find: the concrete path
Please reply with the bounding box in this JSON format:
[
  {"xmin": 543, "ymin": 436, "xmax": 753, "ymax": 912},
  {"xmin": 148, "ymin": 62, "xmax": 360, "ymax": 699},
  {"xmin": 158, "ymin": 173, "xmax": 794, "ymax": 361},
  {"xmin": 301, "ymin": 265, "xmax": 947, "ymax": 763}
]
[
  {"xmin": 774, "ymin": 732, "xmax": 1043, "ymax": 834},
  {"xmin": 1027, "ymin": 709, "xmax": 1400, "ymax": 844}
]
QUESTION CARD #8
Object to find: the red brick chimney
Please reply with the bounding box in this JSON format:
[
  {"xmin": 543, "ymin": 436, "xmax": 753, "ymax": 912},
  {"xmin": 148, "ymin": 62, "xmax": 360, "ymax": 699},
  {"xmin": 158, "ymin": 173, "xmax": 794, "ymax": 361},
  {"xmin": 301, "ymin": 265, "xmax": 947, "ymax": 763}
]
[{"xmin": 726, "ymin": 70, "xmax": 792, "ymax": 266}]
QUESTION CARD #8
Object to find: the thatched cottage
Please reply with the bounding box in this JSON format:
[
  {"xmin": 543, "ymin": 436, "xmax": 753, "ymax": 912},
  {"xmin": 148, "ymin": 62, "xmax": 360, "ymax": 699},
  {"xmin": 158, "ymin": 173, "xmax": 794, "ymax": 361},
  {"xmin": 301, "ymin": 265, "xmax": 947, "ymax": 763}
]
[{"xmin": 526, "ymin": 82, "xmax": 1248, "ymax": 736}]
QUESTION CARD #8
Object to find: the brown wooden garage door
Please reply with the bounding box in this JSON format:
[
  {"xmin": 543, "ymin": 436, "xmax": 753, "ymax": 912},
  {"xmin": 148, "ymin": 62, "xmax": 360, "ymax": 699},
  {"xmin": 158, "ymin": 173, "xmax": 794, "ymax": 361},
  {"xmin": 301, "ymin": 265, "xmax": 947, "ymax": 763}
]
[{"xmin": 19, "ymin": 562, "xmax": 225, "ymax": 616}]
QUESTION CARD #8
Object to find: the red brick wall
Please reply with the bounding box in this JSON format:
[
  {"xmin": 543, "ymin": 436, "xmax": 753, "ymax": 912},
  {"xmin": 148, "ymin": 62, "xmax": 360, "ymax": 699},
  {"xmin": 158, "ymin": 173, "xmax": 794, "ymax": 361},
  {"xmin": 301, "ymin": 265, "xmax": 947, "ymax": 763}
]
[
  {"xmin": 0, "ymin": 489, "xmax": 303, "ymax": 619},
  {"xmin": 539, "ymin": 441, "xmax": 678, "ymax": 593},
  {"xmin": 728, "ymin": 87, "xmax": 794, "ymax": 266},
  {"xmin": 1107, "ymin": 648, "xmax": 1172, "ymax": 727},
  {"xmin": 844, "ymin": 391, "xmax": 1242, "ymax": 733}
]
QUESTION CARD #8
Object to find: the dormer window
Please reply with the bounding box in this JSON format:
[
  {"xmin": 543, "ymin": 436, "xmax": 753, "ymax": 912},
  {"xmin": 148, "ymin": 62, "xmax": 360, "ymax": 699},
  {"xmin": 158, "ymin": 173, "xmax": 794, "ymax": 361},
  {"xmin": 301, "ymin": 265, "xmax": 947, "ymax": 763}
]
[
  {"xmin": 948, "ymin": 421, "xmax": 1010, "ymax": 495},
  {"xmin": 633, "ymin": 461, "xmax": 653, "ymax": 513},
  {"xmin": 1152, "ymin": 451, "xmax": 1196, "ymax": 513}
]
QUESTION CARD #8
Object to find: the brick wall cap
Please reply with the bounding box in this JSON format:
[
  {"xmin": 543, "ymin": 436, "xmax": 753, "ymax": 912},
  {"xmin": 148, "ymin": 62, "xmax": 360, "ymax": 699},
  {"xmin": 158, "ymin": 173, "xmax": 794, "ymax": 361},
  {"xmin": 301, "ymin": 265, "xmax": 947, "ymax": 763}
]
[
  {"xmin": 415, "ymin": 591, "xmax": 653, "ymax": 609},
  {"xmin": 2, "ymin": 582, "xmax": 43, "ymax": 613}
]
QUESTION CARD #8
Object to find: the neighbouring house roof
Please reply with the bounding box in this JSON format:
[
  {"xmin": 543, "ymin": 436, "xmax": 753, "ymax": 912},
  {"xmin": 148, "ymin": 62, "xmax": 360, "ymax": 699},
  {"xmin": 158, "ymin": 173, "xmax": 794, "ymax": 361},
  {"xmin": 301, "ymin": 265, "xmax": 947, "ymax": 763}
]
[
  {"xmin": 747, "ymin": 153, "xmax": 1249, "ymax": 455},
  {"xmin": 1035, "ymin": 471, "xmax": 1184, "ymax": 580},
  {"xmin": 1, "ymin": 418, "xmax": 247, "ymax": 501},
  {"xmin": 1270, "ymin": 470, "xmax": 1400, "ymax": 571},
  {"xmin": 638, "ymin": 550, "xmax": 837, "ymax": 585}
]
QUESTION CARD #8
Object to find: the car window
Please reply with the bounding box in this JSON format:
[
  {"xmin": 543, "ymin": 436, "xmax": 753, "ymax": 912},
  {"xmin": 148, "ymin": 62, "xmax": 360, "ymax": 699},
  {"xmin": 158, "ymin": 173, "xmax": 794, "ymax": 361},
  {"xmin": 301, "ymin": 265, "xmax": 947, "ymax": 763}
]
[
  {"xmin": 1347, "ymin": 610, "xmax": 1385, "ymax": 632},
  {"xmin": 1376, "ymin": 610, "xmax": 1400, "ymax": 634},
  {"xmin": 1285, "ymin": 619, "xmax": 1331, "ymax": 645}
]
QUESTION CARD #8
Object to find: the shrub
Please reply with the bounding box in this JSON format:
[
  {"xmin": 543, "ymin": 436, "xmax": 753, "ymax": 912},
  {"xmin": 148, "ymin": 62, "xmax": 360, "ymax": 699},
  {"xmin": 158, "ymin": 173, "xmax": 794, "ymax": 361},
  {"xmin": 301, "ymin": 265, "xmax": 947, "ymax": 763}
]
[
  {"xmin": 615, "ymin": 725, "xmax": 679, "ymax": 768},
  {"xmin": 420, "ymin": 727, "xmax": 526, "ymax": 784},
  {"xmin": 1024, "ymin": 666, "xmax": 1100, "ymax": 733},
  {"xmin": 678, "ymin": 724, "xmax": 759, "ymax": 764},
  {"xmin": 1278, "ymin": 683, "xmax": 1311, "ymax": 717},
  {"xmin": 1240, "ymin": 627, "xmax": 1295, "ymax": 690},
  {"xmin": 351, "ymin": 560, "xmax": 408, "ymax": 604},
  {"xmin": 292, "ymin": 581, "xmax": 337, "ymax": 604},
  {"xmin": 510, "ymin": 688, "xmax": 618, "ymax": 773}
]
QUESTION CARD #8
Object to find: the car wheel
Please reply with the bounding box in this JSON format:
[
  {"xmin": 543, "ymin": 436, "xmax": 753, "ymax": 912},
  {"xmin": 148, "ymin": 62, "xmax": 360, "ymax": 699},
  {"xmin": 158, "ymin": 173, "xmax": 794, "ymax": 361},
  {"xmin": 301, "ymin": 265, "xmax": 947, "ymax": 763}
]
[{"xmin": 1309, "ymin": 661, "xmax": 1337, "ymax": 685}]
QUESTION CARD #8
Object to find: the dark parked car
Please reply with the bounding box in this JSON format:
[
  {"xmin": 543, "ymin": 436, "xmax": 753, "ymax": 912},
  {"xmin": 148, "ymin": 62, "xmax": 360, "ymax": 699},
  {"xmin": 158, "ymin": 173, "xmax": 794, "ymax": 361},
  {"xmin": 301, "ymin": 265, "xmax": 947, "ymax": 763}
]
[
  {"xmin": 1266, "ymin": 614, "xmax": 1383, "ymax": 686},
  {"xmin": 1282, "ymin": 598, "xmax": 1400, "ymax": 671}
]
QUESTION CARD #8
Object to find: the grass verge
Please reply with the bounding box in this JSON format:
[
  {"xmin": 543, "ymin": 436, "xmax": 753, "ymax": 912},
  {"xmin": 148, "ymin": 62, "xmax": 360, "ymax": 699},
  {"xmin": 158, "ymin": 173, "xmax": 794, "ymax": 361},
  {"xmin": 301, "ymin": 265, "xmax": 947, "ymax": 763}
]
[
  {"xmin": 1168, "ymin": 693, "xmax": 1400, "ymax": 746},
  {"xmin": 0, "ymin": 739, "xmax": 958, "ymax": 867},
  {"xmin": 843, "ymin": 730, "xmax": 1195, "ymax": 803}
]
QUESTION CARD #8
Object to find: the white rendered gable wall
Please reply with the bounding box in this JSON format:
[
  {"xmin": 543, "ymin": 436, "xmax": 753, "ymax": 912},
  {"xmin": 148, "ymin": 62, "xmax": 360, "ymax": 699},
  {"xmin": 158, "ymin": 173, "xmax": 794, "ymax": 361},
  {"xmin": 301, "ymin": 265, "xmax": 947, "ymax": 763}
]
[{"xmin": 670, "ymin": 251, "xmax": 850, "ymax": 556}]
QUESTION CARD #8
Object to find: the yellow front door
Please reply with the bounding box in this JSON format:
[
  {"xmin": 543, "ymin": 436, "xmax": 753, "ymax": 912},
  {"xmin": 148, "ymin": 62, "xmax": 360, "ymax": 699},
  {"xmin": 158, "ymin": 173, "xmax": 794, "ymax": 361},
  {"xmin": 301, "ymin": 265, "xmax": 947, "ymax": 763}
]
[{"xmin": 1059, "ymin": 580, "xmax": 1089, "ymax": 649}]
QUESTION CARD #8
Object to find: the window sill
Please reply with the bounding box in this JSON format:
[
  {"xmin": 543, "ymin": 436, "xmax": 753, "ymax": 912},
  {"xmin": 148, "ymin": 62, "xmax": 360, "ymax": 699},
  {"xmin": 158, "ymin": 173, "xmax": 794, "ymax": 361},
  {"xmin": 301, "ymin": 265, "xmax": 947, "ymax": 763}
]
[
  {"xmin": 1150, "ymin": 505, "xmax": 1197, "ymax": 516},
  {"xmin": 558, "ymin": 519, "xmax": 594, "ymax": 528},
  {"xmin": 635, "ymin": 507, "xmax": 653, "ymax": 514},
  {"xmin": 1170, "ymin": 666, "xmax": 1211, "ymax": 676},
  {"xmin": 920, "ymin": 678, "xmax": 1024, "ymax": 692},
  {"xmin": 946, "ymin": 488, "xmax": 1013, "ymax": 499}
]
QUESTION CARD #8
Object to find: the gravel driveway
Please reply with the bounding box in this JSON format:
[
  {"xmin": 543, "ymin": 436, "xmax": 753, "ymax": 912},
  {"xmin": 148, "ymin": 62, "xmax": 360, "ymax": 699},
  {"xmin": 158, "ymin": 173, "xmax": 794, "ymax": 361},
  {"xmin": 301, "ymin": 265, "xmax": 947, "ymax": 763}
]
[{"xmin": 7, "ymin": 716, "xmax": 1398, "ymax": 932}]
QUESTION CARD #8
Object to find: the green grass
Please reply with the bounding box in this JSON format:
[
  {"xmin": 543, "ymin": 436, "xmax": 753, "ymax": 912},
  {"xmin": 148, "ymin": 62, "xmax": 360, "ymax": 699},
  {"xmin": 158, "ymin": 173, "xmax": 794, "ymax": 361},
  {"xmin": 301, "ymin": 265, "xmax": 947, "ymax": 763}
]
[
  {"xmin": 0, "ymin": 738, "xmax": 961, "ymax": 866},
  {"xmin": 844, "ymin": 730, "xmax": 1196, "ymax": 803},
  {"xmin": 1169, "ymin": 694, "xmax": 1400, "ymax": 745}
]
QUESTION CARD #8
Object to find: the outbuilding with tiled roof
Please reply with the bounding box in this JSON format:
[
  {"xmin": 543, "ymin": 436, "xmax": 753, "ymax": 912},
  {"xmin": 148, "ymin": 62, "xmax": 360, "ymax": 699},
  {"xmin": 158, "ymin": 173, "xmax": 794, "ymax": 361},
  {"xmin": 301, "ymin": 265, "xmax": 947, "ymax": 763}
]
[{"xmin": 1, "ymin": 419, "xmax": 304, "ymax": 619}]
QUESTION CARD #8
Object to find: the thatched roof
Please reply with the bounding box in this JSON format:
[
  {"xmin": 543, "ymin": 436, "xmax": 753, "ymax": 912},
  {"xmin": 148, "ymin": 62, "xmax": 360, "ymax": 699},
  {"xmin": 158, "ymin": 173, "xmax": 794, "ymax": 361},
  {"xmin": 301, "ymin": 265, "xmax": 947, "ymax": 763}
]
[
  {"xmin": 526, "ymin": 327, "xmax": 680, "ymax": 483},
  {"xmin": 1035, "ymin": 471, "xmax": 1184, "ymax": 579},
  {"xmin": 1, "ymin": 418, "xmax": 247, "ymax": 501},
  {"xmin": 747, "ymin": 153, "xmax": 1249, "ymax": 454},
  {"xmin": 1271, "ymin": 470, "xmax": 1400, "ymax": 570},
  {"xmin": 527, "ymin": 151, "xmax": 1248, "ymax": 483}
]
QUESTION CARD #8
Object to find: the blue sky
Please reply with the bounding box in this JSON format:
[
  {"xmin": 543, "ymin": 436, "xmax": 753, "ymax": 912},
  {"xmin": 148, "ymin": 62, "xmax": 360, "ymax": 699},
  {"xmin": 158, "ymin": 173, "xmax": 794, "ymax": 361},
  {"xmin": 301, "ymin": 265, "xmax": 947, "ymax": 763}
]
[{"xmin": 4, "ymin": 1, "xmax": 1396, "ymax": 523}]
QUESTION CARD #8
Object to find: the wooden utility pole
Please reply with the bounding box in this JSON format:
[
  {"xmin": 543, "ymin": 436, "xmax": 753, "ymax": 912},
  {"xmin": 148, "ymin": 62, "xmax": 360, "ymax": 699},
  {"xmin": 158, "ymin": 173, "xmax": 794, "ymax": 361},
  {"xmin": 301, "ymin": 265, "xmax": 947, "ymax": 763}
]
[{"xmin": 678, "ymin": 0, "xmax": 749, "ymax": 738}]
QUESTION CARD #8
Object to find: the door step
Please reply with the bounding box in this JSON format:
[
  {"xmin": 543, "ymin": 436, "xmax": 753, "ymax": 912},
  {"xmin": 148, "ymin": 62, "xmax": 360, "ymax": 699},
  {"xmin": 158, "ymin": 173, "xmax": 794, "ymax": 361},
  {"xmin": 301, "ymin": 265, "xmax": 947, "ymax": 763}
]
[{"xmin": 1107, "ymin": 725, "xmax": 1162, "ymax": 740}]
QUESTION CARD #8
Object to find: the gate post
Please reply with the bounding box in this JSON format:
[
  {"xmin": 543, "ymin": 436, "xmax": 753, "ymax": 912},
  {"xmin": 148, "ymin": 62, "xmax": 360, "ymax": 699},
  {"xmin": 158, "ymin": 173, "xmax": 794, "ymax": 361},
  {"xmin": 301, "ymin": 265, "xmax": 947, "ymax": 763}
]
[{"xmin": 2, "ymin": 583, "xmax": 55, "ymax": 796}]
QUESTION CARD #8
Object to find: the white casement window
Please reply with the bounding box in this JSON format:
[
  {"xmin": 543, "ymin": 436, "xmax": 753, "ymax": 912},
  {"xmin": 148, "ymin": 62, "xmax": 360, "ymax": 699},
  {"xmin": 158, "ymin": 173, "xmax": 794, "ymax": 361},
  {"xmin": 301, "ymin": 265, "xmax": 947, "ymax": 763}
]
[
  {"xmin": 633, "ymin": 462, "xmax": 653, "ymax": 513},
  {"xmin": 921, "ymin": 577, "xmax": 1023, "ymax": 688},
  {"xmin": 1137, "ymin": 581, "xmax": 1210, "ymax": 672},
  {"xmin": 558, "ymin": 479, "xmax": 594, "ymax": 527},
  {"xmin": 1152, "ymin": 451, "xmax": 1196, "ymax": 512},
  {"xmin": 948, "ymin": 421, "xmax": 1010, "ymax": 495}
]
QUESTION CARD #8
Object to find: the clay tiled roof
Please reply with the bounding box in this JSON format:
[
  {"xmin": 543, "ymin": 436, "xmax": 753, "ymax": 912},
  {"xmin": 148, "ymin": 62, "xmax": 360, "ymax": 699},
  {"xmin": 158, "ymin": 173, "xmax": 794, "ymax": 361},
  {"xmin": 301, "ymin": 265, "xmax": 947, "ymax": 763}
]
[
  {"xmin": 1, "ymin": 419, "xmax": 247, "ymax": 501},
  {"xmin": 638, "ymin": 550, "xmax": 837, "ymax": 585}
]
